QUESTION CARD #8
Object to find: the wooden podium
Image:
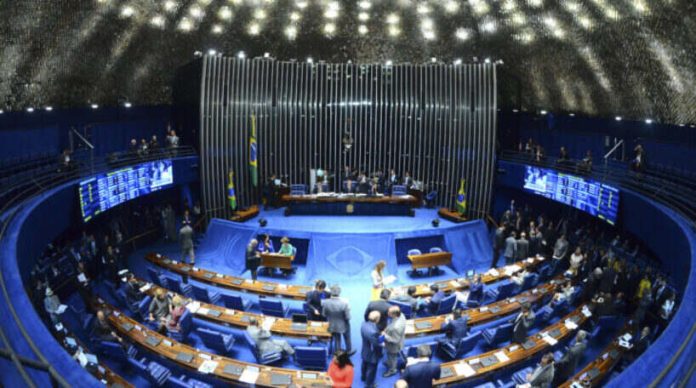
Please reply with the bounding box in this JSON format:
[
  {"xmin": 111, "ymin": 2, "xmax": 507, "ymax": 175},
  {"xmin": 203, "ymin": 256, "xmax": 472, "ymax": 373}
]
[{"xmin": 260, "ymin": 252, "xmax": 295, "ymax": 270}]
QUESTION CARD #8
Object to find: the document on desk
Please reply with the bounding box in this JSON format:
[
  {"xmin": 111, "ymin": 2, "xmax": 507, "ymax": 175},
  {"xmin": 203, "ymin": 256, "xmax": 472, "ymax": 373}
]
[
  {"xmin": 239, "ymin": 366, "xmax": 260, "ymax": 384},
  {"xmin": 541, "ymin": 333, "xmax": 558, "ymax": 346},
  {"xmin": 582, "ymin": 306, "xmax": 592, "ymax": 317},
  {"xmin": 186, "ymin": 301, "xmax": 201, "ymax": 313},
  {"xmin": 56, "ymin": 304, "xmax": 68, "ymax": 314},
  {"xmin": 197, "ymin": 307, "xmax": 209, "ymax": 316},
  {"xmin": 487, "ymin": 269, "xmax": 500, "ymax": 277},
  {"xmin": 139, "ymin": 283, "xmax": 152, "ymax": 293},
  {"xmin": 198, "ymin": 360, "xmax": 219, "ymax": 374},
  {"xmin": 565, "ymin": 319, "xmax": 578, "ymax": 330},
  {"xmin": 262, "ymin": 317, "xmax": 276, "ymax": 331},
  {"xmin": 494, "ymin": 351, "xmax": 510, "ymax": 363},
  {"xmin": 404, "ymin": 321, "xmax": 415, "ymax": 335},
  {"xmin": 454, "ymin": 362, "xmax": 476, "ymax": 377}
]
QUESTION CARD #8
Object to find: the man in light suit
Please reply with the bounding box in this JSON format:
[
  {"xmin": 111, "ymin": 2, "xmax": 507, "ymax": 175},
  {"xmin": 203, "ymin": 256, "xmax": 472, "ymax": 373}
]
[
  {"xmin": 383, "ymin": 306, "xmax": 406, "ymax": 377},
  {"xmin": 553, "ymin": 330, "xmax": 587, "ymax": 385},
  {"xmin": 526, "ymin": 352, "xmax": 555, "ymax": 388},
  {"xmin": 512, "ymin": 304, "xmax": 535, "ymax": 344},
  {"xmin": 516, "ymin": 232, "xmax": 530, "ymax": 260},
  {"xmin": 246, "ymin": 317, "xmax": 295, "ymax": 357},
  {"xmin": 402, "ymin": 344, "xmax": 441, "ymax": 388},
  {"xmin": 321, "ymin": 285, "xmax": 354, "ymax": 355},
  {"xmin": 504, "ymin": 231, "xmax": 518, "ymax": 265},
  {"xmin": 361, "ymin": 311, "xmax": 383, "ymax": 388},
  {"xmin": 179, "ymin": 223, "xmax": 195, "ymax": 264}
]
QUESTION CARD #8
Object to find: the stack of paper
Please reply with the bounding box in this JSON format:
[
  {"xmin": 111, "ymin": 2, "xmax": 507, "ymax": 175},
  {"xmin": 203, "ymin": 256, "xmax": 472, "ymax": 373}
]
[
  {"xmin": 186, "ymin": 302, "xmax": 201, "ymax": 313},
  {"xmin": 56, "ymin": 304, "xmax": 68, "ymax": 314},
  {"xmin": 383, "ymin": 275, "xmax": 397, "ymax": 286},
  {"xmin": 262, "ymin": 317, "xmax": 276, "ymax": 331},
  {"xmin": 487, "ymin": 269, "xmax": 500, "ymax": 277},
  {"xmin": 494, "ymin": 351, "xmax": 510, "ymax": 363},
  {"xmin": 239, "ymin": 366, "xmax": 260, "ymax": 384},
  {"xmin": 197, "ymin": 307, "xmax": 209, "ymax": 316},
  {"xmin": 198, "ymin": 360, "xmax": 219, "ymax": 374},
  {"xmin": 541, "ymin": 334, "xmax": 558, "ymax": 346},
  {"xmin": 582, "ymin": 306, "xmax": 592, "ymax": 317},
  {"xmin": 565, "ymin": 319, "xmax": 578, "ymax": 330},
  {"xmin": 139, "ymin": 283, "xmax": 152, "ymax": 293},
  {"xmin": 454, "ymin": 362, "xmax": 476, "ymax": 377},
  {"xmin": 404, "ymin": 322, "xmax": 415, "ymax": 335}
]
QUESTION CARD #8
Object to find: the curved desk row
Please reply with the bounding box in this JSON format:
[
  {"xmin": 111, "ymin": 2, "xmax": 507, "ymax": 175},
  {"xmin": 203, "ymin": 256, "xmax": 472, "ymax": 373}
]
[
  {"xmin": 138, "ymin": 275, "xmax": 561, "ymax": 339},
  {"xmin": 148, "ymin": 252, "xmax": 545, "ymax": 301},
  {"xmin": 559, "ymin": 328, "xmax": 630, "ymax": 387},
  {"xmin": 103, "ymin": 301, "xmax": 333, "ymax": 388},
  {"xmin": 434, "ymin": 304, "xmax": 592, "ymax": 386}
]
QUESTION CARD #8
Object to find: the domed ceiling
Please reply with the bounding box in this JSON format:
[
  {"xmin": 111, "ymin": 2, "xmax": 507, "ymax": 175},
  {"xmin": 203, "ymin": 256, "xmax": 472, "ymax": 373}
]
[{"xmin": 1, "ymin": 0, "xmax": 694, "ymax": 124}]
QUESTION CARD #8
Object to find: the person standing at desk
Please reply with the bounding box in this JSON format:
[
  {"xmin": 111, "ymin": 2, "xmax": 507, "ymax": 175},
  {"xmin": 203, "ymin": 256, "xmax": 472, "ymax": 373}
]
[
  {"xmin": 278, "ymin": 237, "xmax": 295, "ymax": 276},
  {"xmin": 257, "ymin": 234, "xmax": 274, "ymax": 254},
  {"xmin": 179, "ymin": 222, "xmax": 195, "ymax": 264},
  {"xmin": 371, "ymin": 260, "xmax": 387, "ymax": 300},
  {"xmin": 246, "ymin": 239, "xmax": 261, "ymax": 281}
]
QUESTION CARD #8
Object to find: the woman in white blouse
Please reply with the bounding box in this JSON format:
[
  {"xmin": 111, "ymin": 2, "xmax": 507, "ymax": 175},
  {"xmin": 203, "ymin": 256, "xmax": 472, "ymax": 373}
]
[
  {"xmin": 371, "ymin": 260, "xmax": 387, "ymax": 300},
  {"xmin": 569, "ymin": 247, "xmax": 584, "ymax": 272}
]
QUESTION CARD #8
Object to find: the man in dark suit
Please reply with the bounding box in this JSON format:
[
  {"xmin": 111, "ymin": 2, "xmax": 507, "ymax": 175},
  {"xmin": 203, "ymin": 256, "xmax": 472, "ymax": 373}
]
[
  {"xmin": 438, "ymin": 308, "xmax": 469, "ymax": 350},
  {"xmin": 361, "ymin": 311, "xmax": 383, "ymax": 388},
  {"xmin": 305, "ymin": 280, "xmax": 327, "ymax": 321},
  {"xmin": 402, "ymin": 344, "xmax": 441, "ymax": 388},
  {"xmin": 321, "ymin": 285, "xmax": 354, "ymax": 355},
  {"xmin": 364, "ymin": 289, "xmax": 392, "ymax": 331},
  {"xmin": 516, "ymin": 232, "xmax": 530, "ymax": 260},
  {"xmin": 504, "ymin": 231, "xmax": 518, "ymax": 265},
  {"xmin": 526, "ymin": 352, "xmax": 555, "ymax": 388},
  {"xmin": 124, "ymin": 273, "xmax": 145, "ymax": 306},
  {"xmin": 492, "ymin": 224, "xmax": 507, "ymax": 268},
  {"xmin": 512, "ymin": 304, "xmax": 535, "ymax": 344},
  {"xmin": 468, "ymin": 274, "xmax": 485, "ymax": 306},
  {"xmin": 426, "ymin": 284, "xmax": 446, "ymax": 314},
  {"xmin": 553, "ymin": 330, "xmax": 587, "ymax": 385}
]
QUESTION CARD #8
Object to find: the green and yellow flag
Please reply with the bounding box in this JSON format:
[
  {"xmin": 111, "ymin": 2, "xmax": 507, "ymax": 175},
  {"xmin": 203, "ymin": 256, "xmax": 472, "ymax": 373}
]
[
  {"xmin": 227, "ymin": 171, "xmax": 237, "ymax": 211},
  {"xmin": 250, "ymin": 114, "xmax": 258, "ymax": 187},
  {"xmin": 456, "ymin": 178, "xmax": 467, "ymax": 215}
]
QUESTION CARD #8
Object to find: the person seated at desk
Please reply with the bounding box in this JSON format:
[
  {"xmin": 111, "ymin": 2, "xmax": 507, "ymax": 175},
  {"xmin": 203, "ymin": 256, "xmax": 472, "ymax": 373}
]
[
  {"xmin": 44, "ymin": 287, "xmax": 62, "ymax": 324},
  {"xmin": 455, "ymin": 274, "xmax": 484, "ymax": 306},
  {"xmin": 246, "ymin": 317, "xmax": 295, "ymax": 357},
  {"xmin": 512, "ymin": 303, "xmax": 535, "ymax": 344},
  {"xmin": 356, "ymin": 173, "xmax": 370, "ymax": 194},
  {"xmin": 92, "ymin": 310, "xmax": 122, "ymax": 343},
  {"xmin": 391, "ymin": 286, "xmax": 423, "ymax": 313},
  {"xmin": 306, "ymin": 280, "xmax": 328, "ymax": 321},
  {"xmin": 278, "ymin": 236, "xmax": 296, "ymax": 276},
  {"xmin": 552, "ymin": 280, "xmax": 574, "ymax": 304},
  {"xmin": 437, "ymin": 308, "xmax": 469, "ymax": 348},
  {"xmin": 425, "ymin": 284, "xmax": 446, "ymax": 314},
  {"xmin": 124, "ymin": 273, "xmax": 145, "ymax": 306},
  {"xmin": 257, "ymin": 234, "xmax": 275, "ymax": 254},
  {"xmin": 148, "ymin": 288, "xmax": 172, "ymax": 333},
  {"xmin": 511, "ymin": 268, "xmax": 531, "ymax": 287},
  {"xmin": 525, "ymin": 352, "xmax": 555, "ymax": 388},
  {"xmin": 166, "ymin": 295, "xmax": 187, "ymax": 332},
  {"xmin": 402, "ymin": 344, "xmax": 440, "ymax": 388}
]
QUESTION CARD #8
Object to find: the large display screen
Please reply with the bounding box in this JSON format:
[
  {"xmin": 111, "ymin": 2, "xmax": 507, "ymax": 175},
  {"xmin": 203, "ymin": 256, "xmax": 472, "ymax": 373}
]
[
  {"xmin": 79, "ymin": 159, "xmax": 173, "ymax": 222},
  {"xmin": 523, "ymin": 166, "xmax": 620, "ymax": 225}
]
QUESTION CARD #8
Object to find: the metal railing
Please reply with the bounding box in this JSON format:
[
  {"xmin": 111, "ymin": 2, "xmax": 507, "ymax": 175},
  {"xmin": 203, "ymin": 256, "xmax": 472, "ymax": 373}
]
[{"xmin": 0, "ymin": 146, "xmax": 197, "ymax": 387}]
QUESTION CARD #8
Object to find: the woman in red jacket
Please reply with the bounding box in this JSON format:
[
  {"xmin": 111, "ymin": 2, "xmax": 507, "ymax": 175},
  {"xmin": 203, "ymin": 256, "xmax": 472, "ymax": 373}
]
[{"xmin": 327, "ymin": 350, "xmax": 354, "ymax": 387}]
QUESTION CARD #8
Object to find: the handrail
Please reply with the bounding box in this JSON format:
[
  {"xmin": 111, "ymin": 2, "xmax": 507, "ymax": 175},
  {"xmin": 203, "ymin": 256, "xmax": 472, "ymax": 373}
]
[
  {"xmin": 0, "ymin": 146, "xmax": 197, "ymax": 387},
  {"xmin": 603, "ymin": 139, "xmax": 624, "ymax": 160}
]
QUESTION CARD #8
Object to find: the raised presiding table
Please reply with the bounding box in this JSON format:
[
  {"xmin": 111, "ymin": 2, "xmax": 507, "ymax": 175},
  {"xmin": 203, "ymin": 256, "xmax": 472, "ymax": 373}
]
[
  {"xmin": 434, "ymin": 304, "xmax": 593, "ymax": 386},
  {"xmin": 405, "ymin": 278, "xmax": 563, "ymax": 337},
  {"xmin": 407, "ymin": 251, "xmax": 452, "ymax": 270},
  {"xmin": 146, "ymin": 253, "xmax": 312, "ymax": 300},
  {"xmin": 390, "ymin": 256, "xmax": 546, "ymax": 298},
  {"xmin": 104, "ymin": 301, "xmax": 332, "ymax": 387},
  {"xmin": 282, "ymin": 193, "xmax": 418, "ymax": 216},
  {"xmin": 260, "ymin": 252, "xmax": 294, "ymax": 271},
  {"xmin": 138, "ymin": 280, "xmax": 331, "ymax": 340}
]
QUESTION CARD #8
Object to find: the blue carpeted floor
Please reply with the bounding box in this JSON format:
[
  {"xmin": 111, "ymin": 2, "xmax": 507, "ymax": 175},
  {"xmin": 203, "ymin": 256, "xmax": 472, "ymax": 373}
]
[{"xmin": 114, "ymin": 211, "xmax": 617, "ymax": 387}]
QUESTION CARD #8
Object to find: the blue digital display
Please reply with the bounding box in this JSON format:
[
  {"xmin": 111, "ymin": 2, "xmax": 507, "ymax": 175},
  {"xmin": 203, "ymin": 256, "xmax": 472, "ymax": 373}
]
[
  {"xmin": 79, "ymin": 159, "xmax": 173, "ymax": 222},
  {"xmin": 523, "ymin": 166, "xmax": 620, "ymax": 225}
]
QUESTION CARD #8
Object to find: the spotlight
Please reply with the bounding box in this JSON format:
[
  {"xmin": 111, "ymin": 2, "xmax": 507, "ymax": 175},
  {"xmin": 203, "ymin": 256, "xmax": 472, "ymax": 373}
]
[
  {"xmin": 264, "ymin": 52, "xmax": 270, "ymax": 58},
  {"xmin": 430, "ymin": 57, "xmax": 437, "ymax": 63},
  {"xmin": 124, "ymin": 102, "xmax": 132, "ymax": 108},
  {"xmin": 358, "ymin": 25, "xmax": 368, "ymax": 35},
  {"xmin": 453, "ymin": 58, "xmax": 462, "ymax": 65},
  {"xmin": 91, "ymin": 104, "xmax": 99, "ymax": 109},
  {"xmin": 45, "ymin": 106, "xmax": 53, "ymax": 111},
  {"xmin": 512, "ymin": 109, "xmax": 519, "ymax": 113},
  {"xmin": 258, "ymin": 218, "xmax": 268, "ymax": 227},
  {"xmin": 0, "ymin": 109, "xmax": 4, "ymax": 114},
  {"xmin": 307, "ymin": 57, "xmax": 313, "ymax": 64},
  {"xmin": 194, "ymin": 51, "xmax": 203, "ymax": 58},
  {"xmin": 385, "ymin": 60, "xmax": 393, "ymax": 66},
  {"xmin": 208, "ymin": 49, "xmax": 217, "ymax": 56},
  {"xmin": 615, "ymin": 116, "xmax": 622, "ymax": 121},
  {"xmin": 645, "ymin": 118, "xmax": 653, "ymax": 124},
  {"xmin": 237, "ymin": 51, "xmax": 246, "ymax": 59},
  {"xmin": 540, "ymin": 110, "xmax": 547, "ymax": 115},
  {"xmin": 484, "ymin": 58, "xmax": 491, "ymax": 64},
  {"xmin": 432, "ymin": 218, "xmax": 440, "ymax": 227},
  {"xmin": 26, "ymin": 107, "xmax": 34, "ymax": 113},
  {"xmin": 569, "ymin": 113, "xmax": 575, "ymax": 117}
]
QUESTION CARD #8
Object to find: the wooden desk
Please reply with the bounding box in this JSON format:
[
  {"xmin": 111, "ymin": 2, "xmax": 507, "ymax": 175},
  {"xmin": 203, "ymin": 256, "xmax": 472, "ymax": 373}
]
[
  {"xmin": 281, "ymin": 193, "xmax": 418, "ymax": 205},
  {"xmin": 559, "ymin": 331, "xmax": 628, "ymax": 387},
  {"xmin": 407, "ymin": 251, "xmax": 452, "ymax": 270},
  {"xmin": 139, "ymin": 280, "xmax": 331, "ymax": 340},
  {"xmin": 434, "ymin": 305, "xmax": 592, "ymax": 386},
  {"xmin": 404, "ymin": 279, "xmax": 562, "ymax": 337},
  {"xmin": 260, "ymin": 253, "xmax": 294, "ymax": 270},
  {"xmin": 389, "ymin": 256, "xmax": 546, "ymax": 298},
  {"xmin": 438, "ymin": 208, "xmax": 468, "ymax": 223},
  {"xmin": 104, "ymin": 302, "xmax": 332, "ymax": 388},
  {"xmin": 146, "ymin": 253, "xmax": 312, "ymax": 300}
]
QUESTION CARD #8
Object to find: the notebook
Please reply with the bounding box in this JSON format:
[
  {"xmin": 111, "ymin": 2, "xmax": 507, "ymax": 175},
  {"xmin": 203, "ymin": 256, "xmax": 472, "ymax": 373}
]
[
  {"xmin": 207, "ymin": 309, "xmax": 222, "ymax": 317},
  {"xmin": 145, "ymin": 336, "xmax": 162, "ymax": 347},
  {"xmin": 439, "ymin": 367, "xmax": 454, "ymax": 378},
  {"xmin": 522, "ymin": 339, "xmax": 537, "ymax": 350},
  {"xmin": 119, "ymin": 322, "xmax": 134, "ymax": 332},
  {"xmin": 176, "ymin": 352, "xmax": 194, "ymax": 363},
  {"xmin": 223, "ymin": 364, "xmax": 244, "ymax": 376},
  {"xmin": 489, "ymin": 306, "xmax": 501, "ymax": 314},
  {"xmin": 480, "ymin": 356, "xmax": 499, "ymax": 367},
  {"xmin": 270, "ymin": 373, "xmax": 292, "ymax": 386},
  {"xmin": 230, "ymin": 279, "xmax": 244, "ymax": 285},
  {"xmin": 262, "ymin": 284, "xmax": 276, "ymax": 291},
  {"xmin": 548, "ymin": 328, "xmax": 562, "ymax": 338},
  {"xmin": 291, "ymin": 323, "xmax": 307, "ymax": 331},
  {"xmin": 203, "ymin": 273, "xmax": 214, "ymax": 279}
]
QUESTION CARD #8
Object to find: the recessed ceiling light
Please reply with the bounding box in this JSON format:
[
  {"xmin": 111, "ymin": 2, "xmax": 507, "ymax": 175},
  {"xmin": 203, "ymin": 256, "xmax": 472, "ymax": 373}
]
[
  {"xmin": 645, "ymin": 118, "xmax": 653, "ymax": 124},
  {"xmin": 237, "ymin": 51, "xmax": 246, "ymax": 59},
  {"xmin": 91, "ymin": 104, "xmax": 99, "ymax": 109},
  {"xmin": 615, "ymin": 116, "xmax": 622, "ymax": 121},
  {"xmin": 45, "ymin": 106, "xmax": 53, "ymax": 111}
]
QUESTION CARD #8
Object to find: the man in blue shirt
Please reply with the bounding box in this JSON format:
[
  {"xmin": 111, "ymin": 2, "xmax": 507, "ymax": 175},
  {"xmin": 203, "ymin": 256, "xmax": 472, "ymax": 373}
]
[
  {"xmin": 360, "ymin": 311, "xmax": 383, "ymax": 388},
  {"xmin": 402, "ymin": 344, "xmax": 440, "ymax": 388}
]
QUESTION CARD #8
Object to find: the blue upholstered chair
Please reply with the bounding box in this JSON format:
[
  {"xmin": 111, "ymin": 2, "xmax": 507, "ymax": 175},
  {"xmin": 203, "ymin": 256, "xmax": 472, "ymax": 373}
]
[
  {"xmin": 429, "ymin": 247, "xmax": 443, "ymax": 253},
  {"xmin": 168, "ymin": 309, "xmax": 193, "ymax": 342},
  {"xmin": 435, "ymin": 294, "xmax": 457, "ymax": 315},
  {"xmin": 99, "ymin": 341, "xmax": 137, "ymax": 364},
  {"xmin": 147, "ymin": 267, "xmax": 163, "ymax": 285},
  {"xmin": 191, "ymin": 284, "xmax": 221, "ymax": 305},
  {"xmin": 402, "ymin": 341, "xmax": 439, "ymax": 359},
  {"xmin": 222, "ymin": 294, "xmax": 252, "ymax": 311},
  {"xmin": 138, "ymin": 295, "xmax": 152, "ymax": 319},
  {"xmin": 485, "ymin": 282, "xmax": 517, "ymax": 303},
  {"xmin": 165, "ymin": 276, "xmax": 192, "ymax": 298},
  {"xmin": 425, "ymin": 191, "xmax": 438, "ymax": 208},
  {"xmin": 519, "ymin": 273, "xmax": 539, "ymax": 291},
  {"xmin": 294, "ymin": 346, "xmax": 329, "ymax": 370},
  {"xmin": 407, "ymin": 248, "xmax": 423, "ymax": 277},
  {"xmin": 242, "ymin": 331, "xmax": 283, "ymax": 365},
  {"xmin": 128, "ymin": 357, "xmax": 172, "ymax": 387},
  {"xmin": 388, "ymin": 299, "xmax": 414, "ymax": 319},
  {"xmin": 512, "ymin": 366, "xmax": 534, "ymax": 385},
  {"xmin": 482, "ymin": 322, "xmax": 514, "ymax": 348},
  {"xmin": 168, "ymin": 375, "xmax": 214, "ymax": 388},
  {"xmin": 259, "ymin": 298, "xmax": 289, "ymax": 317},
  {"xmin": 439, "ymin": 330, "xmax": 483, "ymax": 360},
  {"xmin": 196, "ymin": 327, "xmax": 235, "ymax": 354}
]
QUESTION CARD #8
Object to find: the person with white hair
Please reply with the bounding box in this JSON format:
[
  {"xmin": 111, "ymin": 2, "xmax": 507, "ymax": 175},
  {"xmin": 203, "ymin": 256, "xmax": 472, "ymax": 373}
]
[{"xmin": 44, "ymin": 287, "xmax": 62, "ymax": 324}]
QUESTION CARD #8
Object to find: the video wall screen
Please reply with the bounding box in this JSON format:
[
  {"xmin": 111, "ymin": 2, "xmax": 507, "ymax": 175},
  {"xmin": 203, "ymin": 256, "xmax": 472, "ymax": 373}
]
[
  {"xmin": 79, "ymin": 159, "xmax": 173, "ymax": 222},
  {"xmin": 523, "ymin": 166, "xmax": 620, "ymax": 225}
]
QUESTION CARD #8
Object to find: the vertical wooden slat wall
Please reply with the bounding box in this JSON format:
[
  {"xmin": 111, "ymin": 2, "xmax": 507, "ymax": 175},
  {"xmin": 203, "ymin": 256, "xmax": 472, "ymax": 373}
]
[{"xmin": 200, "ymin": 57, "xmax": 497, "ymax": 219}]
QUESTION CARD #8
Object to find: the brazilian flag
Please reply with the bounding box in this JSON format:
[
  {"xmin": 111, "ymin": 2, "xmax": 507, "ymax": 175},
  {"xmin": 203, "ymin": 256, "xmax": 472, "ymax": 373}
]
[
  {"xmin": 250, "ymin": 114, "xmax": 258, "ymax": 187},
  {"xmin": 227, "ymin": 171, "xmax": 237, "ymax": 211},
  {"xmin": 456, "ymin": 178, "xmax": 467, "ymax": 215}
]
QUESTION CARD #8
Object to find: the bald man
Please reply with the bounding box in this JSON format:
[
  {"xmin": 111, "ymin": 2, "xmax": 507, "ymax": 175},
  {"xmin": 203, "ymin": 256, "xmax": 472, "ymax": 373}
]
[
  {"xmin": 383, "ymin": 306, "xmax": 406, "ymax": 377},
  {"xmin": 361, "ymin": 311, "xmax": 382, "ymax": 388}
]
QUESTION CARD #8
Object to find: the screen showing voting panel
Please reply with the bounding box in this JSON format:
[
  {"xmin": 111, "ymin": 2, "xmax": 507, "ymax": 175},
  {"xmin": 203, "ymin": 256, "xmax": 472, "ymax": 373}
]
[
  {"xmin": 79, "ymin": 159, "xmax": 173, "ymax": 222},
  {"xmin": 523, "ymin": 165, "xmax": 620, "ymax": 225}
]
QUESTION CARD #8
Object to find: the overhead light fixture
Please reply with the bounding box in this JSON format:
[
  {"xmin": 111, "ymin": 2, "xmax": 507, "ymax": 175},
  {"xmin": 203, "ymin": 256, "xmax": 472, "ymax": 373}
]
[
  {"xmin": 540, "ymin": 110, "xmax": 548, "ymax": 115},
  {"xmin": 26, "ymin": 107, "xmax": 35, "ymax": 113},
  {"xmin": 193, "ymin": 51, "xmax": 203, "ymax": 58},
  {"xmin": 91, "ymin": 104, "xmax": 99, "ymax": 109},
  {"xmin": 358, "ymin": 25, "xmax": 368, "ymax": 35},
  {"xmin": 45, "ymin": 106, "xmax": 53, "ymax": 112},
  {"xmin": 121, "ymin": 5, "xmax": 135, "ymax": 18},
  {"xmin": 124, "ymin": 102, "xmax": 132, "ymax": 108},
  {"xmin": 512, "ymin": 109, "xmax": 519, "ymax": 113},
  {"xmin": 264, "ymin": 52, "xmax": 270, "ymax": 58},
  {"xmin": 453, "ymin": 58, "xmax": 462, "ymax": 65},
  {"xmin": 307, "ymin": 57, "xmax": 313, "ymax": 64},
  {"xmin": 645, "ymin": 118, "xmax": 653, "ymax": 124},
  {"xmin": 0, "ymin": 109, "xmax": 4, "ymax": 114},
  {"xmin": 615, "ymin": 116, "xmax": 622, "ymax": 121},
  {"xmin": 385, "ymin": 60, "xmax": 393, "ymax": 66},
  {"xmin": 569, "ymin": 113, "xmax": 575, "ymax": 117},
  {"xmin": 208, "ymin": 49, "xmax": 217, "ymax": 56},
  {"xmin": 237, "ymin": 51, "xmax": 246, "ymax": 59},
  {"xmin": 212, "ymin": 24, "xmax": 223, "ymax": 34},
  {"xmin": 484, "ymin": 58, "xmax": 491, "ymax": 64},
  {"xmin": 430, "ymin": 57, "xmax": 437, "ymax": 63}
]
